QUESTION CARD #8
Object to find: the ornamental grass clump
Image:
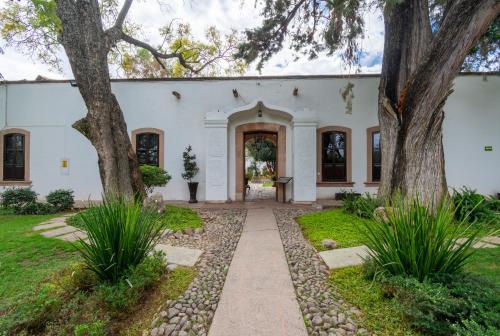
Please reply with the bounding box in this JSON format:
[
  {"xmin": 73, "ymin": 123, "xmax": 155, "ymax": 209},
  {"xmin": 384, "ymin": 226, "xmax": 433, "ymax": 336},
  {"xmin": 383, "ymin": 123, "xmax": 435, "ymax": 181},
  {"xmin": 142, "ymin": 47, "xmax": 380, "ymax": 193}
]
[
  {"xmin": 362, "ymin": 195, "xmax": 479, "ymax": 282},
  {"xmin": 75, "ymin": 196, "xmax": 164, "ymax": 284}
]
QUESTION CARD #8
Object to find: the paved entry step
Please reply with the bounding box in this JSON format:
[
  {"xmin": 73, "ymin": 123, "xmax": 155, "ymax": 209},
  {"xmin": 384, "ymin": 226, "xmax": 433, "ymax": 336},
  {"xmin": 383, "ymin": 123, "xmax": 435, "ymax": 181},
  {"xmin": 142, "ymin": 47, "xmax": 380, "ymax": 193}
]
[
  {"xmin": 319, "ymin": 246, "xmax": 370, "ymax": 270},
  {"xmin": 154, "ymin": 244, "xmax": 203, "ymax": 267}
]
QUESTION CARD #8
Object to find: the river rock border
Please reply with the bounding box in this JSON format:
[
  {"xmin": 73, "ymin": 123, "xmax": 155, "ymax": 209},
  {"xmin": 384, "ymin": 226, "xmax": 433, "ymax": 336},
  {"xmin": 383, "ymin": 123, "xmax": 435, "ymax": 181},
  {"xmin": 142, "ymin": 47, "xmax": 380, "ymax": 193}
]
[
  {"xmin": 148, "ymin": 209, "xmax": 246, "ymax": 336},
  {"xmin": 274, "ymin": 209, "xmax": 367, "ymax": 336}
]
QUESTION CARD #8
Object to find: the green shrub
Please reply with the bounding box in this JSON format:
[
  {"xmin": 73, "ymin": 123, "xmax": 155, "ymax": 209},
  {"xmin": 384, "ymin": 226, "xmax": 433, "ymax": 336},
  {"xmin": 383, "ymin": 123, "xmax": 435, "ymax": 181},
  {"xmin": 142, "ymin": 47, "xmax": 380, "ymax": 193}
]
[
  {"xmin": 341, "ymin": 191, "xmax": 360, "ymax": 214},
  {"xmin": 452, "ymin": 187, "xmax": 497, "ymax": 223},
  {"xmin": 96, "ymin": 252, "xmax": 165, "ymax": 312},
  {"xmin": 46, "ymin": 189, "xmax": 74, "ymax": 212},
  {"xmin": 139, "ymin": 165, "xmax": 172, "ymax": 195},
  {"xmin": 361, "ymin": 195, "xmax": 479, "ymax": 281},
  {"xmin": 69, "ymin": 263, "xmax": 98, "ymax": 292},
  {"xmin": 75, "ymin": 196, "xmax": 164, "ymax": 283},
  {"xmin": 1, "ymin": 187, "xmax": 37, "ymax": 208},
  {"xmin": 13, "ymin": 201, "xmax": 55, "ymax": 215},
  {"xmin": 381, "ymin": 274, "xmax": 500, "ymax": 335},
  {"xmin": 343, "ymin": 192, "xmax": 382, "ymax": 219},
  {"xmin": 452, "ymin": 319, "xmax": 500, "ymax": 336}
]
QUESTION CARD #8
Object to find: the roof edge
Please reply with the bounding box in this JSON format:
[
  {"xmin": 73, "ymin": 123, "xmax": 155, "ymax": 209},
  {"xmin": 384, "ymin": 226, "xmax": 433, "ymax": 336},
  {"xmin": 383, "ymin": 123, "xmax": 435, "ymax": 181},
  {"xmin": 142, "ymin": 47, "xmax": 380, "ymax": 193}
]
[{"xmin": 2, "ymin": 72, "xmax": 499, "ymax": 85}]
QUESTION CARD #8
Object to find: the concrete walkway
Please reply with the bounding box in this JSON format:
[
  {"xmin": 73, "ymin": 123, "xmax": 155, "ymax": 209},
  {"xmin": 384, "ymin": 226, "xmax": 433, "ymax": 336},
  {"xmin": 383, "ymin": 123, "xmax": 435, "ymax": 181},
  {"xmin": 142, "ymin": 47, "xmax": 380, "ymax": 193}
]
[{"xmin": 209, "ymin": 208, "xmax": 307, "ymax": 336}]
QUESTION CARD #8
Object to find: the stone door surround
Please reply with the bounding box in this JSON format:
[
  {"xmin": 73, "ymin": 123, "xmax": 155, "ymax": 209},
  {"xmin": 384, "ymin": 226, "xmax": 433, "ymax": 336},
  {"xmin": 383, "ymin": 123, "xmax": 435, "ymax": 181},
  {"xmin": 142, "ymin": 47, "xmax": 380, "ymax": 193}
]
[{"xmin": 235, "ymin": 122, "xmax": 286, "ymax": 201}]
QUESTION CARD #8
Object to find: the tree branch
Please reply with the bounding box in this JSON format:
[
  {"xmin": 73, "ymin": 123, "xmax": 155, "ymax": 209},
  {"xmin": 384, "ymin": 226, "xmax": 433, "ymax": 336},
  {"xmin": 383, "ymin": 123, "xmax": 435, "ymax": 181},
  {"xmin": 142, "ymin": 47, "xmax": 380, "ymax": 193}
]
[
  {"xmin": 114, "ymin": 0, "xmax": 134, "ymax": 30},
  {"xmin": 72, "ymin": 116, "xmax": 92, "ymax": 141},
  {"xmin": 120, "ymin": 32, "xmax": 198, "ymax": 73}
]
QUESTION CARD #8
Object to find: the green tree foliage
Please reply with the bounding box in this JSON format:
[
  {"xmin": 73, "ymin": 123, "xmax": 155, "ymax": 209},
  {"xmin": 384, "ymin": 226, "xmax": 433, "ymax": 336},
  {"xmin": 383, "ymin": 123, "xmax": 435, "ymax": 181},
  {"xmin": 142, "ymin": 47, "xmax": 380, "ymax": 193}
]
[
  {"xmin": 0, "ymin": 1, "xmax": 247, "ymax": 77},
  {"xmin": 246, "ymin": 138, "xmax": 277, "ymax": 176},
  {"xmin": 238, "ymin": 0, "xmax": 499, "ymax": 71},
  {"xmin": 139, "ymin": 165, "xmax": 171, "ymax": 195}
]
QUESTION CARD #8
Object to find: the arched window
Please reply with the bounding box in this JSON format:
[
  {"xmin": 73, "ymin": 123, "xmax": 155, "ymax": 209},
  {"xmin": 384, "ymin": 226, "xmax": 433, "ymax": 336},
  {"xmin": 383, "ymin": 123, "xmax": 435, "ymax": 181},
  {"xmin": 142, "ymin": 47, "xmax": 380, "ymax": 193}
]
[
  {"xmin": 367, "ymin": 126, "xmax": 381, "ymax": 184},
  {"xmin": 0, "ymin": 128, "xmax": 31, "ymax": 185},
  {"xmin": 316, "ymin": 126, "xmax": 353, "ymax": 186},
  {"xmin": 131, "ymin": 128, "xmax": 164, "ymax": 168}
]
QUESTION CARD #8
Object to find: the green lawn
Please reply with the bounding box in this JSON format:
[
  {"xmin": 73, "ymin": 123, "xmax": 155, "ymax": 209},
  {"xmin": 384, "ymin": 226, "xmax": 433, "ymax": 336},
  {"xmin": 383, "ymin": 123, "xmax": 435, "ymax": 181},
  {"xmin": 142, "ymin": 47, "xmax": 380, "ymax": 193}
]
[
  {"xmin": 0, "ymin": 213, "xmax": 78, "ymax": 319},
  {"xmin": 160, "ymin": 205, "xmax": 203, "ymax": 231},
  {"xmin": 331, "ymin": 266, "xmax": 418, "ymax": 336},
  {"xmin": 69, "ymin": 205, "xmax": 203, "ymax": 232},
  {"xmin": 297, "ymin": 208, "xmax": 374, "ymax": 250},
  {"xmin": 465, "ymin": 246, "xmax": 500, "ymax": 286}
]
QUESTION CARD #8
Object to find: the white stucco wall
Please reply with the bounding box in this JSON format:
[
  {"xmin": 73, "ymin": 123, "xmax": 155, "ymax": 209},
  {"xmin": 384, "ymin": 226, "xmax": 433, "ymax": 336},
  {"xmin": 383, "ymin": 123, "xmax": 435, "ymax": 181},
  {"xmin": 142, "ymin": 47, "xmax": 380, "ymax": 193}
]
[{"xmin": 0, "ymin": 74, "xmax": 498, "ymax": 202}]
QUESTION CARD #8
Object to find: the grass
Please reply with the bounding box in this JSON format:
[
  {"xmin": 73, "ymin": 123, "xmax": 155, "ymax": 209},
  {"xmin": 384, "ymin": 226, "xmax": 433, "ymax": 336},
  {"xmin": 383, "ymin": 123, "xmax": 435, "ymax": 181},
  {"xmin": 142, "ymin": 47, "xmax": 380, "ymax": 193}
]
[
  {"xmin": 297, "ymin": 208, "xmax": 375, "ymax": 250},
  {"xmin": 0, "ymin": 212, "xmax": 78, "ymax": 317},
  {"xmin": 331, "ymin": 266, "xmax": 418, "ymax": 336},
  {"xmin": 465, "ymin": 246, "xmax": 500, "ymax": 286},
  {"xmin": 69, "ymin": 205, "xmax": 203, "ymax": 232},
  {"xmin": 122, "ymin": 267, "xmax": 196, "ymax": 335},
  {"xmin": 262, "ymin": 181, "xmax": 274, "ymax": 187},
  {"xmin": 160, "ymin": 205, "xmax": 203, "ymax": 231}
]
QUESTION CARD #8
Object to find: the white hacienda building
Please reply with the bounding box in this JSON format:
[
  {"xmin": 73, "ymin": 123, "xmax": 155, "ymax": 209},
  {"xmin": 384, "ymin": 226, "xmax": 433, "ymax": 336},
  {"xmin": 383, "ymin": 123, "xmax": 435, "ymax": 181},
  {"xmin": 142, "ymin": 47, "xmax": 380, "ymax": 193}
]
[{"xmin": 0, "ymin": 74, "xmax": 499, "ymax": 204}]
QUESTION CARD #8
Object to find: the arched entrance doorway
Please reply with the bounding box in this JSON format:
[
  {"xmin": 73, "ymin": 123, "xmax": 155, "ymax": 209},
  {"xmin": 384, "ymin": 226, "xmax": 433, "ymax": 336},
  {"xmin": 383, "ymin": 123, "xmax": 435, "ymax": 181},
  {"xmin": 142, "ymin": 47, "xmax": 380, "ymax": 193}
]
[{"xmin": 235, "ymin": 122, "xmax": 286, "ymax": 201}]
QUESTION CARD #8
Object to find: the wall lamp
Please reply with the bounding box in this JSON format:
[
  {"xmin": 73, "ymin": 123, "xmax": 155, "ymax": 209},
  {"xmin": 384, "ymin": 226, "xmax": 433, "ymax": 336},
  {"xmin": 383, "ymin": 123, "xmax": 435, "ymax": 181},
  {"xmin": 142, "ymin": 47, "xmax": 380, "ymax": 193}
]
[{"xmin": 172, "ymin": 91, "xmax": 181, "ymax": 99}]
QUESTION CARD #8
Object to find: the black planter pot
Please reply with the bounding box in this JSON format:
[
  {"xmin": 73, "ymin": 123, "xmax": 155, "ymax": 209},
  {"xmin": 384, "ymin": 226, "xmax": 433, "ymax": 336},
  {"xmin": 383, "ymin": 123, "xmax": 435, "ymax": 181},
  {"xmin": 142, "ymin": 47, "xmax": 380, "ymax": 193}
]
[{"xmin": 188, "ymin": 182, "xmax": 199, "ymax": 203}]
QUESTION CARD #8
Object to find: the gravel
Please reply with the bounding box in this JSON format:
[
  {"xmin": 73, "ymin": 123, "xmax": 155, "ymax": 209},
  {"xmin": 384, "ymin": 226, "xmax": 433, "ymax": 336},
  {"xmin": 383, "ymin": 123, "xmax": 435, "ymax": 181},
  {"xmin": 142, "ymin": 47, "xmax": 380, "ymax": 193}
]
[
  {"xmin": 274, "ymin": 209, "xmax": 365, "ymax": 336},
  {"xmin": 147, "ymin": 208, "xmax": 246, "ymax": 336}
]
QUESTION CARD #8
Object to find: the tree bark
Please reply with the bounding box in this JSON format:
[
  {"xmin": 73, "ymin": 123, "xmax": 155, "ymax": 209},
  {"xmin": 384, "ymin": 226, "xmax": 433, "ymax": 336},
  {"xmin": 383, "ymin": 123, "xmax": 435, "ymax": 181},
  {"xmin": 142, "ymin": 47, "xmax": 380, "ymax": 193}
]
[
  {"xmin": 378, "ymin": 0, "xmax": 500, "ymax": 204},
  {"xmin": 56, "ymin": 0, "xmax": 145, "ymax": 198}
]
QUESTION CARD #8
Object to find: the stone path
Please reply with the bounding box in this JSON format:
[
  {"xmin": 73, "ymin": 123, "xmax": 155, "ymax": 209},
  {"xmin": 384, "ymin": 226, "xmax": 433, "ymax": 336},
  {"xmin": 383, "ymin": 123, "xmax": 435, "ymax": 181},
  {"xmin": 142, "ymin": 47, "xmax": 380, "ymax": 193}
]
[
  {"xmin": 32, "ymin": 215, "xmax": 88, "ymax": 242},
  {"xmin": 245, "ymin": 182, "xmax": 276, "ymax": 201},
  {"xmin": 208, "ymin": 208, "xmax": 307, "ymax": 336},
  {"xmin": 33, "ymin": 215, "xmax": 204, "ymax": 267},
  {"xmin": 320, "ymin": 236, "xmax": 500, "ymax": 270}
]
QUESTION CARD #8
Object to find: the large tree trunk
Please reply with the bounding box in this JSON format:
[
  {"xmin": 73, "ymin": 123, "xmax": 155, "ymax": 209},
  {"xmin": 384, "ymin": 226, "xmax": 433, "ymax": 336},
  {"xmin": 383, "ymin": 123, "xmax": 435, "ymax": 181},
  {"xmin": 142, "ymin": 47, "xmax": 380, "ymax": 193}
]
[
  {"xmin": 56, "ymin": 0, "xmax": 144, "ymax": 198},
  {"xmin": 378, "ymin": 0, "xmax": 500, "ymax": 204}
]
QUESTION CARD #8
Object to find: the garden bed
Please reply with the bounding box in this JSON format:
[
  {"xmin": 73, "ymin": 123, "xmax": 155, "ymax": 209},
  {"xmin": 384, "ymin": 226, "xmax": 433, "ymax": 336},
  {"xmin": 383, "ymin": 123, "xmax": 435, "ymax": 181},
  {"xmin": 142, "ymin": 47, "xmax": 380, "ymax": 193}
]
[{"xmin": 296, "ymin": 201, "xmax": 500, "ymax": 336}]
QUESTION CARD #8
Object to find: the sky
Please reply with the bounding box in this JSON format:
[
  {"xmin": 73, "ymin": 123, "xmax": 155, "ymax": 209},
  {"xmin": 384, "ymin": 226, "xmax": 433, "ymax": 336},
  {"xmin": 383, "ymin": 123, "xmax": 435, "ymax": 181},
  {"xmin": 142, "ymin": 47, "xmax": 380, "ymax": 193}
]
[{"xmin": 0, "ymin": 0, "xmax": 385, "ymax": 80}]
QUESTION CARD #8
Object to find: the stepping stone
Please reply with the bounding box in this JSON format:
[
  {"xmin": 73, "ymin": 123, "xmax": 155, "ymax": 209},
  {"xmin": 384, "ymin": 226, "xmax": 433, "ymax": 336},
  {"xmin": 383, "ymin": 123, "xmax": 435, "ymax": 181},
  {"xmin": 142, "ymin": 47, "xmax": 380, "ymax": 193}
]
[
  {"xmin": 33, "ymin": 222, "xmax": 67, "ymax": 231},
  {"xmin": 318, "ymin": 245, "xmax": 370, "ymax": 269},
  {"xmin": 41, "ymin": 226, "xmax": 78, "ymax": 238},
  {"xmin": 480, "ymin": 236, "xmax": 500, "ymax": 246},
  {"xmin": 455, "ymin": 237, "xmax": 497, "ymax": 249},
  {"xmin": 58, "ymin": 230, "xmax": 88, "ymax": 242},
  {"xmin": 154, "ymin": 244, "xmax": 203, "ymax": 267}
]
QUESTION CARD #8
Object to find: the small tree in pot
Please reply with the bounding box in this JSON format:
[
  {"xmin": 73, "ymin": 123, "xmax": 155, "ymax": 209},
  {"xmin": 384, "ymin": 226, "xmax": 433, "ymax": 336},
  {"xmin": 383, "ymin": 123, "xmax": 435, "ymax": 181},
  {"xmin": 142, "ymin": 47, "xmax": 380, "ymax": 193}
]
[{"xmin": 182, "ymin": 145, "xmax": 200, "ymax": 203}]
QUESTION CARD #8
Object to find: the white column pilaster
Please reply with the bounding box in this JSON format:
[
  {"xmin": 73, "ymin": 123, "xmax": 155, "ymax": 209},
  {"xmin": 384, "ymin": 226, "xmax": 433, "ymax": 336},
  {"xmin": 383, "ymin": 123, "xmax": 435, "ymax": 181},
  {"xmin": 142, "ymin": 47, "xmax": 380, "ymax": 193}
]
[
  {"xmin": 204, "ymin": 119, "xmax": 228, "ymax": 202},
  {"xmin": 292, "ymin": 121, "xmax": 317, "ymax": 202}
]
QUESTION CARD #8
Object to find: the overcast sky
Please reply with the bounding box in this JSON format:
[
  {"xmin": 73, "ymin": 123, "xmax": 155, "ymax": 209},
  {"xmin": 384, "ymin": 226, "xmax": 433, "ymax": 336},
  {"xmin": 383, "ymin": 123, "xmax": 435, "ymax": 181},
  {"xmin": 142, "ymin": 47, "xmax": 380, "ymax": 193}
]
[{"xmin": 0, "ymin": 0, "xmax": 385, "ymax": 80}]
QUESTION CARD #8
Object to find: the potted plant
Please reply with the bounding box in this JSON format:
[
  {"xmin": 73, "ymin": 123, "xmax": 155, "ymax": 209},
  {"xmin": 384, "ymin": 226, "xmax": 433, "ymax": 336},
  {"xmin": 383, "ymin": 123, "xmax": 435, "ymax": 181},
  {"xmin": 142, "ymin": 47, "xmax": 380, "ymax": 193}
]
[{"xmin": 182, "ymin": 145, "xmax": 200, "ymax": 203}]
